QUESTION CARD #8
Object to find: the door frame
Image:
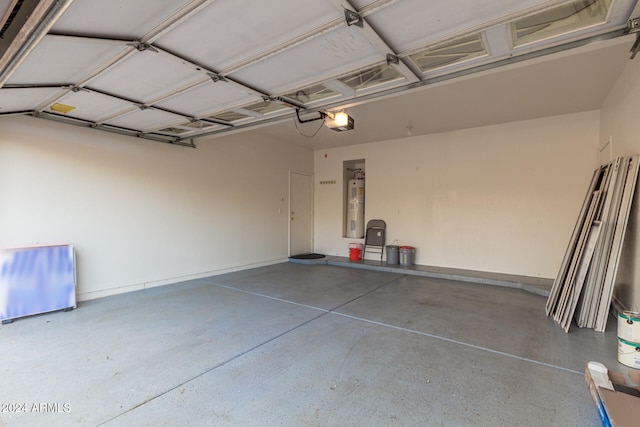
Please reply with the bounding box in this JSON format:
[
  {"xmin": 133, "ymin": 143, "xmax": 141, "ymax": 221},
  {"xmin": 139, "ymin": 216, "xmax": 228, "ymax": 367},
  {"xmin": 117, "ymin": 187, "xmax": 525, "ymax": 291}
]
[{"xmin": 288, "ymin": 170, "xmax": 314, "ymax": 256}]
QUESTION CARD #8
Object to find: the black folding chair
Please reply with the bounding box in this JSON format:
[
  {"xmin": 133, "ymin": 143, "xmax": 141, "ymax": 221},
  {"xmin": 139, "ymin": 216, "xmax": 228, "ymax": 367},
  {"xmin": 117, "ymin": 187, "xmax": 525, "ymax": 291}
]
[{"xmin": 362, "ymin": 219, "xmax": 386, "ymax": 262}]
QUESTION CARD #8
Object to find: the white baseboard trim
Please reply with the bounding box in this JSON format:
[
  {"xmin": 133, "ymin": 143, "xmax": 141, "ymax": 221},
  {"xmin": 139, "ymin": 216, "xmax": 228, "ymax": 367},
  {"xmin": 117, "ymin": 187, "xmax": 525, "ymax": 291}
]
[{"xmin": 76, "ymin": 257, "xmax": 288, "ymax": 302}]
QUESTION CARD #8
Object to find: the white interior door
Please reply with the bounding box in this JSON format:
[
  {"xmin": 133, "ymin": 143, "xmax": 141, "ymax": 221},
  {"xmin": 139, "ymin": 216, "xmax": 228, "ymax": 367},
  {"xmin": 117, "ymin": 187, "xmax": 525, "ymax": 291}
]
[{"xmin": 289, "ymin": 171, "xmax": 313, "ymax": 256}]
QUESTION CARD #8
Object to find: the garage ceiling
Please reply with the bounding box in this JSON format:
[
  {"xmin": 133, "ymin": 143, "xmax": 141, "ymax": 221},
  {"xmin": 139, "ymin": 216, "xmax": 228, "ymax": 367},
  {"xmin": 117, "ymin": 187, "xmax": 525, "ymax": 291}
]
[{"xmin": 0, "ymin": 0, "xmax": 638, "ymax": 148}]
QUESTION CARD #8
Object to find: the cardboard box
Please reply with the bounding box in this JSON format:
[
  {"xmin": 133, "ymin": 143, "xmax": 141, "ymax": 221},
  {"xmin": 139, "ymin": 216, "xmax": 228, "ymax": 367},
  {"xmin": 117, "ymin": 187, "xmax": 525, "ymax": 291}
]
[{"xmin": 585, "ymin": 361, "xmax": 640, "ymax": 426}]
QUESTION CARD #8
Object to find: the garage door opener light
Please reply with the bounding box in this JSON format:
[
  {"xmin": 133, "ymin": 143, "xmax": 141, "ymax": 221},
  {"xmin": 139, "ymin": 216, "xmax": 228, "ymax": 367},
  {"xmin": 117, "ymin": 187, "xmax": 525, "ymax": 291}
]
[
  {"xmin": 295, "ymin": 109, "xmax": 355, "ymax": 133},
  {"xmin": 324, "ymin": 111, "xmax": 354, "ymax": 132}
]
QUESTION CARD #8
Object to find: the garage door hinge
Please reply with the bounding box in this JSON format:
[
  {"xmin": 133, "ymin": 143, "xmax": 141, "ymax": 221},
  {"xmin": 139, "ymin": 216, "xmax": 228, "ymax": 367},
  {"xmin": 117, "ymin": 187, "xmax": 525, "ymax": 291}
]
[
  {"xmin": 127, "ymin": 42, "xmax": 158, "ymax": 53},
  {"xmin": 207, "ymin": 72, "xmax": 227, "ymax": 83},
  {"xmin": 344, "ymin": 9, "xmax": 363, "ymax": 28}
]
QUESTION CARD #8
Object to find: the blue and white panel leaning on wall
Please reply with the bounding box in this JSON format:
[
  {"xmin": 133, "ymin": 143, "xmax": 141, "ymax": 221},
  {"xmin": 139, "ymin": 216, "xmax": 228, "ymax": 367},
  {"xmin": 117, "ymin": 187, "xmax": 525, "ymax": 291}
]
[{"xmin": 0, "ymin": 243, "xmax": 76, "ymax": 323}]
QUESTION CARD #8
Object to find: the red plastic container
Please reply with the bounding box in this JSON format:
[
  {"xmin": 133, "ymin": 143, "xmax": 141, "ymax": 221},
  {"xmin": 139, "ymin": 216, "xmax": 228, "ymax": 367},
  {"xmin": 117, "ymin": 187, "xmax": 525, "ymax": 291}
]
[{"xmin": 349, "ymin": 243, "xmax": 362, "ymax": 261}]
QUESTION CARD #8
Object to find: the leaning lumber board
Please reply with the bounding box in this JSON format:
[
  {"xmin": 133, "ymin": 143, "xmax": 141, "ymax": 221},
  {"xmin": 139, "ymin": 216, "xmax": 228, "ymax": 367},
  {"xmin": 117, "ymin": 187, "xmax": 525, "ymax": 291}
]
[
  {"xmin": 578, "ymin": 158, "xmax": 621, "ymax": 328},
  {"xmin": 586, "ymin": 157, "xmax": 628, "ymax": 327},
  {"xmin": 554, "ymin": 190, "xmax": 601, "ymax": 323},
  {"xmin": 562, "ymin": 220, "xmax": 602, "ymax": 332},
  {"xmin": 595, "ymin": 155, "xmax": 640, "ymax": 332},
  {"xmin": 546, "ymin": 168, "xmax": 601, "ymax": 316},
  {"xmin": 576, "ymin": 163, "xmax": 612, "ymax": 326}
]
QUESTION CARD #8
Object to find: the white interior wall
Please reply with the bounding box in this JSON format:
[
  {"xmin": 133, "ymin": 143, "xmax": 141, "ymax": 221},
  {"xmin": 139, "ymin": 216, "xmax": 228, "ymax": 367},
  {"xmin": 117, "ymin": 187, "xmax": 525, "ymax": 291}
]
[
  {"xmin": 0, "ymin": 116, "xmax": 312, "ymax": 301},
  {"xmin": 314, "ymin": 111, "xmax": 600, "ymax": 279},
  {"xmin": 0, "ymin": 106, "xmax": 617, "ymax": 301},
  {"xmin": 600, "ymin": 55, "xmax": 640, "ymax": 311}
]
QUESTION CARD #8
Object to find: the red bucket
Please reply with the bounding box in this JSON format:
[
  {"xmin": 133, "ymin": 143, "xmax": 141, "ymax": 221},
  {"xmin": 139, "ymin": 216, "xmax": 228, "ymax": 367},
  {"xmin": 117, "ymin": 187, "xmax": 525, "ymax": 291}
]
[{"xmin": 349, "ymin": 243, "xmax": 362, "ymax": 261}]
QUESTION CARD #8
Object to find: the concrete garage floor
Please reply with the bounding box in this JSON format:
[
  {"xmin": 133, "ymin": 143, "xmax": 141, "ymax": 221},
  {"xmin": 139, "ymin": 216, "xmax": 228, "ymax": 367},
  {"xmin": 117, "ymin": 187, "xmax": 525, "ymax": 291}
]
[{"xmin": 0, "ymin": 262, "xmax": 623, "ymax": 427}]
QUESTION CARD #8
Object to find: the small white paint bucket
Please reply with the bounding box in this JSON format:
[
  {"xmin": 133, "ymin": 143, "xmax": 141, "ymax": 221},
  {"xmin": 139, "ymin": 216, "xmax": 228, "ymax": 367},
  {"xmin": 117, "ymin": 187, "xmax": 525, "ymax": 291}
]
[
  {"xmin": 618, "ymin": 337, "xmax": 640, "ymax": 369},
  {"xmin": 618, "ymin": 311, "xmax": 640, "ymax": 343}
]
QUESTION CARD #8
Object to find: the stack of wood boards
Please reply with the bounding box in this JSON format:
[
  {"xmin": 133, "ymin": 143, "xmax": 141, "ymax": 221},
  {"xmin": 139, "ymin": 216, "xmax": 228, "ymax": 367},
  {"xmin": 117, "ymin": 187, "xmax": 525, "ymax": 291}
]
[{"xmin": 546, "ymin": 156, "xmax": 640, "ymax": 333}]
